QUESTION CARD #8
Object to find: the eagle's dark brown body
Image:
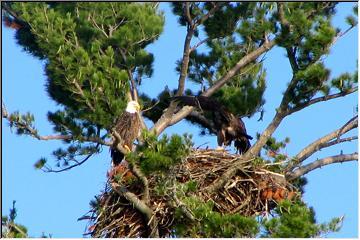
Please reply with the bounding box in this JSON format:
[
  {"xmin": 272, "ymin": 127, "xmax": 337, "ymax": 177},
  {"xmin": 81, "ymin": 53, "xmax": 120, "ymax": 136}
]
[
  {"xmin": 172, "ymin": 96, "xmax": 252, "ymax": 154},
  {"xmin": 111, "ymin": 101, "xmax": 141, "ymax": 165}
]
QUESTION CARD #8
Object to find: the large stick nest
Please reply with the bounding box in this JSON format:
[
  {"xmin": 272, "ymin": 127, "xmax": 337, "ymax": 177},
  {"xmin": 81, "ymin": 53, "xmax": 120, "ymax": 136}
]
[{"xmin": 82, "ymin": 149, "xmax": 297, "ymax": 237}]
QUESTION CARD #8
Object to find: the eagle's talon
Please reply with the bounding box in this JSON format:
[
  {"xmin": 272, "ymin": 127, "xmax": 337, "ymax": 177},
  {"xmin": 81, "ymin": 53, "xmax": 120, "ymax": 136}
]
[
  {"xmin": 124, "ymin": 145, "xmax": 131, "ymax": 152},
  {"xmin": 215, "ymin": 146, "xmax": 225, "ymax": 151}
]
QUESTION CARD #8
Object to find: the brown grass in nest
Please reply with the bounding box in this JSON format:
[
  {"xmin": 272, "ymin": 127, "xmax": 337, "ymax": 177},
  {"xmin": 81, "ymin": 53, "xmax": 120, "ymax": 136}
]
[{"xmin": 82, "ymin": 149, "xmax": 297, "ymax": 237}]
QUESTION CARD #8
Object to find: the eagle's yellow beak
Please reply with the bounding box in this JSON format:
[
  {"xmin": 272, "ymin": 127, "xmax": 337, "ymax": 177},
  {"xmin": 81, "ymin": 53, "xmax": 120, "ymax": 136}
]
[{"xmin": 135, "ymin": 102, "xmax": 141, "ymax": 112}]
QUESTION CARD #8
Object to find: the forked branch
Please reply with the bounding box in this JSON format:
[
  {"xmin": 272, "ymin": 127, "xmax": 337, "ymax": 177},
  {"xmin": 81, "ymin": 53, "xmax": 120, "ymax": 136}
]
[
  {"xmin": 291, "ymin": 116, "xmax": 357, "ymax": 169},
  {"xmin": 286, "ymin": 153, "xmax": 358, "ymax": 181}
]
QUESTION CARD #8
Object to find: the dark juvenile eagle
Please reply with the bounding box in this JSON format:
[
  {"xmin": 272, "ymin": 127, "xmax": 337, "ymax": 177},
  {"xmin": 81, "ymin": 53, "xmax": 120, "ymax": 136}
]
[
  {"xmin": 111, "ymin": 101, "xmax": 141, "ymax": 165},
  {"xmin": 172, "ymin": 96, "xmax": 253, "ymax": 154}
]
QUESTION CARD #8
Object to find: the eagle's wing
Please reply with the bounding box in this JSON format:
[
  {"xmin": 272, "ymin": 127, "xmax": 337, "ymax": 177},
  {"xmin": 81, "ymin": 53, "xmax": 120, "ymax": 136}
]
[
  {"xmin": 111, "ymin": 111, "xmax": 140, "ymax": 165},
  {"xmin": 171, "ymin": 96, "xmax": 232, "ymax": 123}
]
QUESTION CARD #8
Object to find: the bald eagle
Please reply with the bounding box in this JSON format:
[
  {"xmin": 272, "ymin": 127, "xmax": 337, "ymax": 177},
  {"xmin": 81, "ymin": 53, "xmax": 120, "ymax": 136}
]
[
  {"xmin": 111, "ymin": 101, "xmax": 141, "ymax": 165},
  {"xmin": 172, "ymin": 96, "xmax": 253, "ymax": 154}
]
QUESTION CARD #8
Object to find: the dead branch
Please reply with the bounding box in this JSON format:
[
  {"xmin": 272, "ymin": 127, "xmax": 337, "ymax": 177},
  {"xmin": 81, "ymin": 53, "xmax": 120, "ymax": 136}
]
[
  {"xmin": 286, "ymin": 153, "xmax": 358, "ymax": 181},
  {"xmin": 111, "ymin": 182, "xmax": 159, "ymax": 237},
  {"xmin": 287, "ymin": 87, "xmax": 358, "ymax": 115},
  {"xmin": 291, "ymin": 116, "xmax": 357, "ymax": 169}
]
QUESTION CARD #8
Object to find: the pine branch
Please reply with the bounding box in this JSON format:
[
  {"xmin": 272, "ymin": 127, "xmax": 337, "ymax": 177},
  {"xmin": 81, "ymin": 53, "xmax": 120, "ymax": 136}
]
[
  {"xmin": 43, "ymin": 144, "xmax": 99, "ymax": 173},
  {"xmin": 286, "ymin": 153, "xmax": 358, "ymax": 181},
  {"xmin": 289, "ymin": 116, "xmax": 357, "ymax": 170},
  {"xmin": 2, "ymin": 104, "xmax": 112, "ymax": 146},
  {"xmin": 331, "ymin": 22, "xmax": 358, "ymax": 47}
]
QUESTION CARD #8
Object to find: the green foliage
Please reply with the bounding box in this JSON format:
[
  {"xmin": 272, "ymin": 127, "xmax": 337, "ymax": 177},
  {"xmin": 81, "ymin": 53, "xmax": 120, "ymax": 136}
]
[
  {"xmin": 34, "ymin": 157, "xmax": 47, "ymax": 169},
  {"xmin": 4, "ymin": 2, "xmax": 164, "ymax": 170},
  {"xmin": 7, "ymin": 111, "xmax": 36, "ymax": 136},
  {"xmin": 8, "ymin": 2, "xmax": 164, "ymax": 129},
  {"xmin": 261, "ymin": 200, "xmax": 342, "ymax": 237},
  {"xmin": 204, "ymin": 3, "xmax": 254, "ymax": 39},
  {"xmin": 127, "ymin": 131, "xmax": 193, "ymax": 175},
  {"xmin": 52, "ymin": 143, "xmax": 99, "ymax": 168},
  {"xmin": 288, "ymin": 63, "xmax": 330, "ymax": 107},
  {"xmin": 174, "ymin": 196, "xmax": 259, "ymax": 237}
]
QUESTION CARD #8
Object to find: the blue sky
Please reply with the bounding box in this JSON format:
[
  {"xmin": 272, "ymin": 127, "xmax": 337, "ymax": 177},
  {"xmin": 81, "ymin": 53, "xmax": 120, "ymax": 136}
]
[{"xmin": 2, "ymin": 3, "xmax": 358, "ymax": 238}]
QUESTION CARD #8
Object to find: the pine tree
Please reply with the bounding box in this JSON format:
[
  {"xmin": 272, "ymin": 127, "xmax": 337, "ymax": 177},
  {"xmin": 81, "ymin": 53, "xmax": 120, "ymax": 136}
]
[{"xmin": 2, "ymin": 2, "xmax": 357, "ymax": 237}]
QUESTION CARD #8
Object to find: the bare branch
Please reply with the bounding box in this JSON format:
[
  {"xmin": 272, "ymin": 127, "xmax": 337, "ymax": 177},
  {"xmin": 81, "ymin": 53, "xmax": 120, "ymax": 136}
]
[
  {"xmin": 170, "ymin": 191, "xmax": 195, "ymax": 221},
  {"xmin": 287, "ymin": 87, "xmax": 358, "ymax": 115},
  {"xmin": 190, "ymin": 37, "xmax": 209, "ymax": 53},
  {"xmin": 111, "ymin": 182, "xmax": 159, "ymax": 237},
  {"xmin": 184, "ymin": 2, "xmax": 193, "ymax": 27},
  {"xmin": 291, "ymin": 116, "xmax": 357, "ymax": 168},
  {"xmin": 287, "ymin": 153, "xmax": 358, "ymax": 181},
  {"xmin": 112, "ymin": 129, "xmax": 129, "ymax": 154},
  {"xmin": 176, "ymin": 29, "xmax": 194, "ymax": 97},
  {"xmin": 331, "ymin": 22, "xmax": 358, "ymax": 47},
  {"xmin": 321, "ymin": 136, "xmax": 357, "ymax": 149}
]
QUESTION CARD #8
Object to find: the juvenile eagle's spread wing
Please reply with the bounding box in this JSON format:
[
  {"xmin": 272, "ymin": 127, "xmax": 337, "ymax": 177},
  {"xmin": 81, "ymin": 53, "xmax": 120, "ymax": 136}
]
[
  {"xmin": 172, "ymin": 96, "xmax": 252, "ymax": 154},
  {"xmin": 111, "ymin": 101, "xmax": 141, "ymax": 165}
]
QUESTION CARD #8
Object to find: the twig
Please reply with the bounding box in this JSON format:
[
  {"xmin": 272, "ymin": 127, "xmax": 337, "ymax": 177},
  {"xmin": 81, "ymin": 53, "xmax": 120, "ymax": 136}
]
[{"xmin": 286, "ymin": 153, "xmax": 358, "ymax": 181}]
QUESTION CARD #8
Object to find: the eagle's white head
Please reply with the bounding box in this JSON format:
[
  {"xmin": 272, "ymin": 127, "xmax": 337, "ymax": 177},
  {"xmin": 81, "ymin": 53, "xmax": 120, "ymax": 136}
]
[{"xmin": 126, "ymin": 101, "xmax": 140, "ymax": 113}]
